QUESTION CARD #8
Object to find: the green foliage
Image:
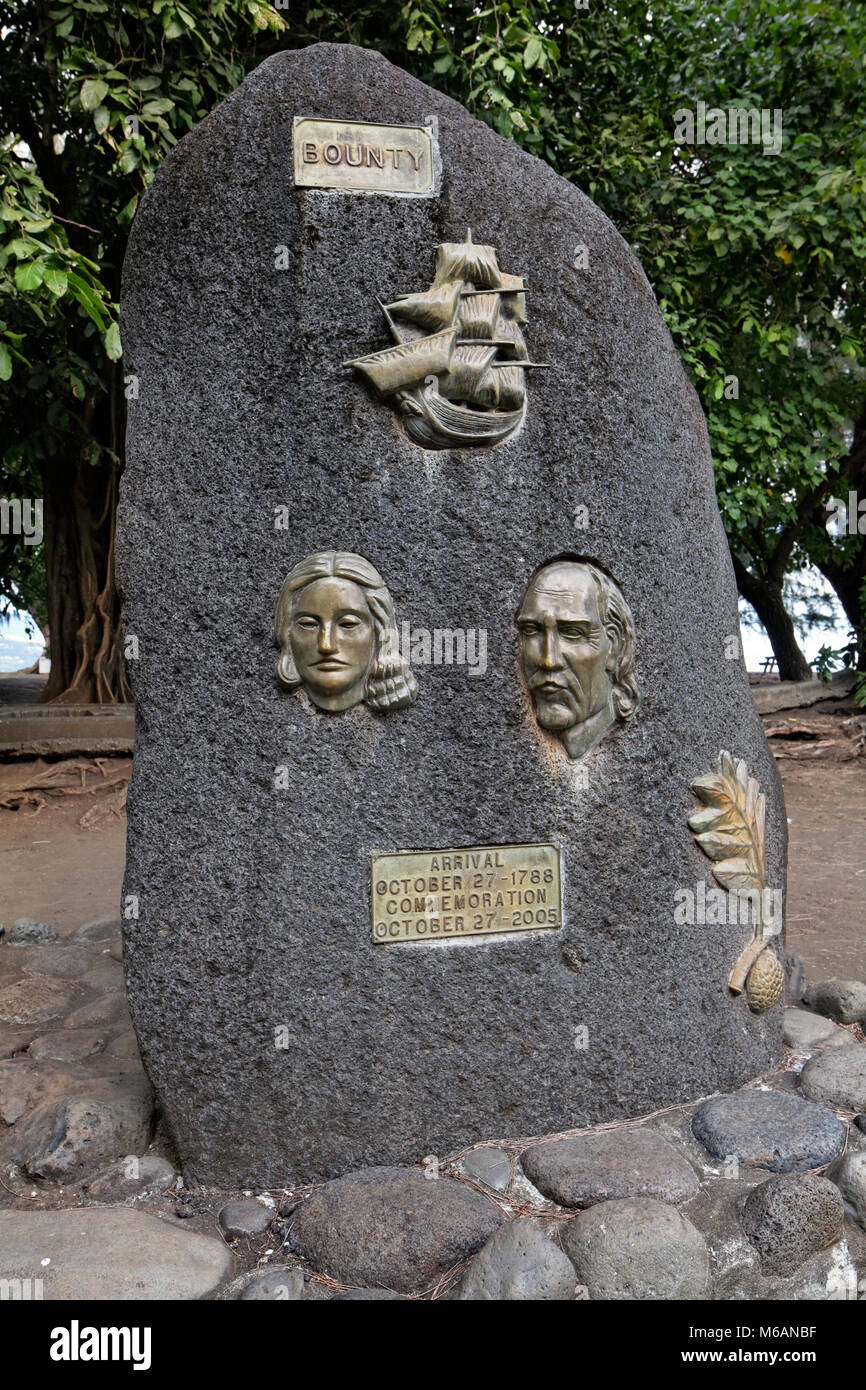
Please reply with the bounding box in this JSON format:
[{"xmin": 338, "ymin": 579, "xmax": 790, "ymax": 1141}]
[
  {"xmin": 814, "ymin": 636, "xmax": 859, "ymax": 681},
  {"xmin": 2, "ymin": 0, "xmax": 865, "ymax": 665},
  {"xmin": 294, "ymin": 0, "xmax": 866, "ymax": 649},
  {"xmin": 0, "ymin": 0, "xmax": 287, "ymax": 634},
  {"xmin": 1, "ymin": 2, "xmax": 286, "ymax": 372}
]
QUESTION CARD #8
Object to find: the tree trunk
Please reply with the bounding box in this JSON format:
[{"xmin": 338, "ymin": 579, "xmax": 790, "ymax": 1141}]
[
  {"xmin": 732, "ymin": 556, "xmax": 813, "ymax": 682},
  {"xmin": 40, "ymin": 452, "xmax": 130, "ymax": 704},
  {"xmin": 808, "ymin": 407, "xmax": 866, "ymax": 669},
  {"xmin": 814, "ymin": 551, "xmax": 866, "ymax": 668}
]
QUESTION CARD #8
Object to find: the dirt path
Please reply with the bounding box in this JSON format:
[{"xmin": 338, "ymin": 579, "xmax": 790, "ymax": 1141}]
[
  {"xmin": 0, "ymin": 794, "xmax": 127, "ymax": 937},
  {"xmin": 782, "ymin": 758, "xmax": 866, "ymax": 981}
]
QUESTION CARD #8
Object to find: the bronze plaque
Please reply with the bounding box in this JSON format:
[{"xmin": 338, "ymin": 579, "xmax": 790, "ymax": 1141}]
[
  {"xmin": 293, "ymin": 118, "xmax": 436, "ymax": 195},
  {"xmin": 371, "ymin": 843, "xmax": 562, "ymax": 943}
]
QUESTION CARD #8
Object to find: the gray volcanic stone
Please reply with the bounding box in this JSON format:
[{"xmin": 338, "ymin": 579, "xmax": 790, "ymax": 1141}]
[
  {"xmin": 802, "ymin": 979, "xmax": 866, "ymax": 1025},
  {"xmin": 84, "ymin": 1154, "xmax": 177, "ymax": 1202},
  {"xmin": 692, "ymin": 1090, "xmax": 845, "ymax": 1172},
  {"xmin": 679, "ymin": 1170, "xmax": 866, "ymax": 1301},
  {"xmin": 856, "ymin": 1115, "xmax": 866, "ymax": 1134},
  {"xmin": 80, "ymin": 960, "xmax": 125, "ymax": 995},
  {"xmin": 64, "ymin": 994, "xmax": 132, "ymax": 1031},
  {"xmin": 0, "ymin": 976, "xmax": 80, "ymax": 1025},
  {"xmin": 104, "ymin": 1029, "xmax": 142, "ymax": 1060},
  {"xmin": 5, "ymin": 917, "xmax": 58, "ymax": 945},
  {"xmin": 562, "ymin": 1198, "xmax": 709, "ymax": 1299},
  {"xmin": 16, "ymin": 944, "xmax": 95, "ymax": 979},
  {"xmin": 0, "ymin": 1058, "xmax": 44, "ymax": 1124},
  {"xmin": 2, "ymin": 1073, "xmax": 155, "ymax": 1180},
  {"xmin": 741, "ymin": 1173, "xmax": 844, "ymax": 1276},
  {"xmin": 521, "ymin": 1127, "xmax": 699, "ymax": 1208},
  {"xmin": 28, "ymin": 1029, "xmax": 107, "ymax": 1062},
  {"xmin": 118, "ymin": 41, "xmax": 785, "ymax": 1184},
  {"xmin": 783, "ymin": 1008, "xmax": 854, "ymax": 1052},
  {"xmin": 240, "ymin": 1266, "xmax": 305, "ymax": 1300},
  {"xmin": 74, "ymin": 916, "xmax": 122, "ymax": 944},
  {"xmin": 452, "ymin": 1218, "xmax": 577, "ymax": 1300},
  {"xmin": 784, "ymin": 952, "xmax": 806, "ymax": 1005},
  {"xmin": 290, "ymin": 1166, "xmax": 503, "ymax": 1294},
  {"xmin": 828, "ymin": 1150, "xmax": 866, "ymax": 1229},
  {"xmin": 459, "ymin": 1148, "xmax": 512, "ymax": 1192},
  {"xmin": 218, "ymin": 1199, "xmax": 273, "ymax": 1239},
  {"xmin": 800, "ymin": 1048, "xmax": 866, "ymax": 1113},
  {"xmin": 0, "ymin": 1209, "xmax": 231, "ymax": 1299},
  {"xmin": 0, "ymin": 1024, "xmax": 35, "ymax": 1059}
]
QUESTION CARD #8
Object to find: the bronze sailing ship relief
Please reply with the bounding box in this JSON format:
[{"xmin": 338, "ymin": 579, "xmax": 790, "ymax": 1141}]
[{"xmin": 345, "ymin": 230, "xmax": 546, "ymax": 450}]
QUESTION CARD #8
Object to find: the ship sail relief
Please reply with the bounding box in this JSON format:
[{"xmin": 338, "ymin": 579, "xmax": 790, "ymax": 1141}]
[{"xmin": 344, "ymin": 230, "xmax": 547, "ymax": 450}]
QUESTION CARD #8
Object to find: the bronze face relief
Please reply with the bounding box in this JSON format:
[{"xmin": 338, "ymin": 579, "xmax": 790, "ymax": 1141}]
[
  {"xmin": 516, "ymin": 559, "xmax": 638, "ymax": 759},
  {"xmin": 275, "ymin": 551, "xmax": 418, "ymax": 713}
]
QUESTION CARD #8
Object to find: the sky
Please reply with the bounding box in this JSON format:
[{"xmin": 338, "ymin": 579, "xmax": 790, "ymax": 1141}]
[{"xmin": 0, "ymin": 607, "xmax": 45, "ymax": 672}]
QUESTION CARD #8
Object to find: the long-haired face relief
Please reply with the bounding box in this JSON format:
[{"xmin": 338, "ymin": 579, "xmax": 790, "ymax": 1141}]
[
  {"xmin": 275, "ymin": 551, "xmax": 418, "ymax": 714},
  {"xmin": 289, "ymin": 574, "xmax": 375, "ymax": 710}
]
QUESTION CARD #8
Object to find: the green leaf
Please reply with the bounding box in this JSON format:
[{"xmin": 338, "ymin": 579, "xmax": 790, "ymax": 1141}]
[
  {"xmin": 15, "ymin": 261, "xmax": 45, "ymax": 291},
  {"xmin": 93, "ymin": 106, "xmax": 110, "ymax": 134},
  {"xmin": 66, "ymin": 272, "xmax": 107, "ymax": 329},
  {"xmin": 142, "ymin": 98, "xmax": 175, "ymax": 116},
  {"xmin": 80, "ymin": 78, "xmax": 109, "ymax": 112},
  {"xmin": 43, "ymin": 266, "xmax": 68, "ymax": 296},
  {"xmin": 524, "ymin": 36, "xmax": 543, "ymax": 69},
  {"xmin": 0, "ymin": 342, "xmax": 12, "ymax": 381},
  {"xmin": 104, "ymin": 321, "xmax": 122, "ymax": 359}
]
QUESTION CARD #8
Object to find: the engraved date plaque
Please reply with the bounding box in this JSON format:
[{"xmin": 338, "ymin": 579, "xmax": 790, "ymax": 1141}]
[{"xmin": 371, "ymin": 843, "xmax": 562, "ymax": 943}]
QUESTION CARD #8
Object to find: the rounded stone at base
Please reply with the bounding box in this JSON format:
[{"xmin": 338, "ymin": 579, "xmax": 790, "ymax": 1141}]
[
  {"xmin": 218, "ymin": 1199, "xmax": 273, "ymax": 1239},
  {"xmin": 521, "ymin": 1127, "xmax": 699, "ymax": 1209},
  {"xmin": 691, "ymin": 1090, "xmax": 845, "ymax": 1172},
  {"xmin": 290, "ymin": 1165, "xmax": 503, "ymax": 1294},
  {"xmin": 783, "ymin": 1008, "xmax": 854, "ymax": 1052},
  {"xmin": 458, "ymin": 1148, "xmax": 512, "ymax": 1192},
  {"xmin": 741, "ymin": 1173, "xmax": 844, "ymax": 1275},
  {"xmin": 5, "ymin": 918, "xmax": 59, "ymax": 945},
  {"xmin": 0, "ymin": 1208, "xmax": 231, "ymax": 1299},
  {"xmin": 562, "ymin": 1198, "xmax": 709, "ymax": 1300},
  {"xmin": 828, "ymin": 1149, "xmax": 866, "ymax": 1230},
  {"xmin": 451, "ymin": 1218, "xmax": 577, "ymax": 1301},
  {"xmin": 802, "ymin": 979, "xmax": 866, "ymax": 1026},
  {"xmin": 799, "ymin": 1048, "xmax": 866, "ymax": 1113}
]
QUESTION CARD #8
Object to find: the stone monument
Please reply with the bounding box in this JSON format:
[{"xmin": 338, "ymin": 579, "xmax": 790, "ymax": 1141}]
[{"xmin": 118, "ymin": 43, "xmax": 786, "ymax": 1185}]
